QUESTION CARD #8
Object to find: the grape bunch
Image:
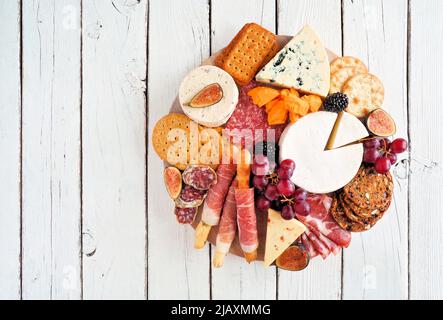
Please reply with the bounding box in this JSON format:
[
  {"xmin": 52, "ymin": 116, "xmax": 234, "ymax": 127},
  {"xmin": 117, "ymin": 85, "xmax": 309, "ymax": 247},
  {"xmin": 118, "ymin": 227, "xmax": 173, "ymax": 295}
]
[
  {"xmin": 363, "ymin": 137, "xmax": 408, "ymax": 174},
  {"xmin": 252, "ymin": 156, "xmax": 310, "ymax": 220}
]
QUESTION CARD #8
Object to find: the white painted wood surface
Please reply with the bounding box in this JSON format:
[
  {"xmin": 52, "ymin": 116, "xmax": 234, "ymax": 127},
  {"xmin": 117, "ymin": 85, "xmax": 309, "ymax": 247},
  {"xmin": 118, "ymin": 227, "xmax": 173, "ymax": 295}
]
[
  {"xmin": 0, "ymin": 0, "xmax": 21, "ymax": 300},
  {"xmin": 0, "ymin": 0, "xmax": 442, "ymax": 300},
  {"xmin": 21, "ymin": 0, "xmax": 82, "ymax": 300}
]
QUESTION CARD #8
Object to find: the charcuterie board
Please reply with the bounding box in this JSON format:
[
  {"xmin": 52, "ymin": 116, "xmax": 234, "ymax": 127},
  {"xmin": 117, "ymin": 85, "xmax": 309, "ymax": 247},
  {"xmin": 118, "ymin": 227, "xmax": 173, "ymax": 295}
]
[{"xmin": 154, "ymin": 23, "xmax": 407, "ymax": 271}]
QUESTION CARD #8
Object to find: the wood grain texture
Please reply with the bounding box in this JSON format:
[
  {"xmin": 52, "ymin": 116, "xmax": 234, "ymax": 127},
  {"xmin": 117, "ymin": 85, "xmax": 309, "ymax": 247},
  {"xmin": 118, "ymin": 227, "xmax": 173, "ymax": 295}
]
[
  {"xmin": 0, "ymin": 0, "xmax": 21, "ymax": 300},
  {"xmin": 210, "ymin": 0, "xmax": 277, "ymax": 300},
  {"xmin": 21, "ymin": 0, "xmax": 82, "ymax": 300},
  {"xmin": 277, "ymin": 0, "xmax": 343, "ymax": 300},
  {"xmin": 82, "ymin": 0, "xmax": 147, "ymax": 299},
  {"xmin": 147, "ymin": 0, "xmax": 211, "ymax": 299},
  {"xmin": 342, "ymin": 0, "xmax": 408, "ymax": 300},
  {"xmin": 409, "ymin": 0, "xmax": 443, "ymax": 300}
]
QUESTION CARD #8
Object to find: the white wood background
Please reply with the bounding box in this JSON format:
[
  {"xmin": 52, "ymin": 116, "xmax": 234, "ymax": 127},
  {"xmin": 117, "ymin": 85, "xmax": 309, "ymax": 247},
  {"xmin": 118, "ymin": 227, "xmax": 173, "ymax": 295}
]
[{"xmin": 0, "ymin": 0, "xmax": 442, "ymax": 300}]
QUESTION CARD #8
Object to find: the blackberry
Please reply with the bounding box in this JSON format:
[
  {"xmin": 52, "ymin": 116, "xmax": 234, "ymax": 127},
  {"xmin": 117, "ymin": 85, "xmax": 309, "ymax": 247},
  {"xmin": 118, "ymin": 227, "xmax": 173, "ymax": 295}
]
[{"xmin": 323, "ymin": 93, "xmax": 349, "ymax": 113}]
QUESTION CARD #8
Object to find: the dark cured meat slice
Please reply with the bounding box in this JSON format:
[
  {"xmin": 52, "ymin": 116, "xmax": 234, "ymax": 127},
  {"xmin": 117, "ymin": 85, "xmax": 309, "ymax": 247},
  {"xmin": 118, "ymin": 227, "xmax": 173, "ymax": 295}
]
[
  {"xmin": 310, "ymin": 228, "xmax": 341, "ymax": 255},
  {"xmin": 175, "ymin": 207, "xmax": 197, "ymax": 224},
  {"xmin": 225, "ymin": 81, "xmax": 286, "ymax": 147},
  {"xmin": 175, "ymin": 185, "xmax": 207, "ymax": 208},
  {"xmin": 182, "ymin": 165, "xmax": 217, "ymax": 190}
]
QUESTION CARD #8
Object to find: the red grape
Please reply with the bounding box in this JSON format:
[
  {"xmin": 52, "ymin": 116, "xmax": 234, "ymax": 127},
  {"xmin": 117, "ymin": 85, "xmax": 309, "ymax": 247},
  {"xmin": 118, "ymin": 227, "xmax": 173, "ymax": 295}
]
[
  {"xmin": 253, "ymin": 175, "xmax": 268, "ymax": 190},
  {"xmin": 256, "ymin": 196, "xmax": 271, "ymax": 212},
  {"xmin": 363, "ymin": 148, "xmax": 381, "ymax": 164},
  {"xmin": 276, "ymin": 179, "xmax": 295, "ymax": 197},
  {"xmin": 264, "ymin": 184, "xmax": 279, "ymax": 201},
  {"xmin": 293, "ymin": 201, "xmax": 310, "ymax": 216},
  {"xmin": 390, "ymin": 138, "xmax": 408, "ymax": 154},
  {"xmin": 281, "ymin": 205, "xmax": 295, "ymax": 220},
  {"xmin": 251, "ymin": 163, "xmax": 270, "ymax": 176},
  {"xmin": 277, "ymin": 166, "xmax": 293, "ymax": 179},
  {"xmin": 375, "ymin": 156, "xmax": 391, "ymax": 174},
  {"xmin": 388, "ymin": 153, "xmax": 397, "ymax": 165},
  {"xmin": 280, "ymin": 159, "xmax": 295, "ymax": 171},
  {"xmin": 363, "ymin": 138, "xmax": 380, "ymax": 149},
  {"xmin": 254, "ymin": 154, "xmax": 269, "ymax": 166},
  {"xmin": 293, "ymin": 188, "xmax": 307, "ymax": 201}
]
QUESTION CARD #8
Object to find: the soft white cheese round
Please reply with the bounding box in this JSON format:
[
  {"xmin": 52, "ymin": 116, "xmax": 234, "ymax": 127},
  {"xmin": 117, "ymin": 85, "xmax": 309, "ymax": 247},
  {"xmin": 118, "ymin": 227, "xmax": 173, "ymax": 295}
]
[
  {"xmin": 279, "ymin": 111, "xmax": 368, "ymax": 194},
  {"xmin": 179, "ymin": 66, "xmax": 238, "ymax": 127}
]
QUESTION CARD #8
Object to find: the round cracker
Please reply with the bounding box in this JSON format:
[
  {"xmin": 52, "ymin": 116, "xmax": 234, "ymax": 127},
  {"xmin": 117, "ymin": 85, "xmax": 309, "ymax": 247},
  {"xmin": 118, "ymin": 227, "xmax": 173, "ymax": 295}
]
[
  {"xmin": 330, "ymin": 56, "xmax": 368, "ymax": 75},
  {"xmin": 343, "ymin": 73, "xmax": 385, "ymax": 118},
  {"xmin": 152, "ymin": 113, "xmax": 222, "ymax": 170},
  {"xmin": 331, "ymin": 196, "xmax": 370, "ymax": 232},
  {"xmin": 329, "ymin": 67, "xmax": 365, "ymax": 94}
]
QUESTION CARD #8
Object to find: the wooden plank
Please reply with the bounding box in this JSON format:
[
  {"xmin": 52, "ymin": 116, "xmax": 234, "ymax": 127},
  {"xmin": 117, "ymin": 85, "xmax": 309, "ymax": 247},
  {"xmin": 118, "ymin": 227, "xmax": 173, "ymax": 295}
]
[
  {"xmin": 210, "ymin": 0, "xmax": 277, "ymax": 300},
  {"xmin": 147, "ymin": 0, "xmax": 211, "ymax": 299},
  {"xmin": 409, "ymin": 0, "xmax": 443, "ymax": 300},
  {"xmin": 21, "ymin": 0, "xmax": 82, "ymax": 299},
  {"xmin": 82, "ymin": 0, "xmax": 147, "ymax": 299},
  {"xmin": 0, "ymin": 0, "xmax": 21, "ymax": 300},
  {"xmin": 277, "ymin": 0, "xmax": 343, "ymax": 300},
  {"xmin": 341, "ymin": 0, "xmax": 408, "ymax": 299}
]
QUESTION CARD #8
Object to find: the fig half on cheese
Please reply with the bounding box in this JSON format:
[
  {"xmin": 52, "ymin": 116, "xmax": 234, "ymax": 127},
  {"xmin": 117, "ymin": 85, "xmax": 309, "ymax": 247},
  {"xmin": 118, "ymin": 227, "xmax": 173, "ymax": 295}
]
[
  {"xmin": 275, "ymin": 243, "xmax": 310, "ymax": 271},
  {"xmin": 188, "ymin": 83, "xmax": 223, "ymax": 108},
  {"xmin": 366, "ymin": 108, "xmax": 396, "ymax": 137},
  {"xmin": 164, "ymin": 166, "xmax": 182, "ymax": 200}
]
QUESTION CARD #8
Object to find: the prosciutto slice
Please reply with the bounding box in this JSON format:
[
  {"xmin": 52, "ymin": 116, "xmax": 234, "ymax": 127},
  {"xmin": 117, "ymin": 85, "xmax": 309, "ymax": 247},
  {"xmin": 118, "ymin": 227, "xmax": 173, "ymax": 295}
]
[
  {"xmin": 215, "ymin": 181, "xmax": 238, "ymax": 254},
  {"xmin": 305, "ymin": 229, "xmax": 330, "ymax": 259},
  {"xmin": 311, "ymin": 228, "xmax": 341, "ymax": 255},
  {"xmin": 296, "ymin": 194, "xmax": 351, "ymax": 248},
  {"xmin": 301, "ymin": 233, "xmax": 318, "ymax": 259},
  {"xmin": 235, "ymin": 188, "xmax": 258, "ymax": 253},
  {"xmin": 201, "ymin": 164, "xmax": 236, "ymax": 226}
]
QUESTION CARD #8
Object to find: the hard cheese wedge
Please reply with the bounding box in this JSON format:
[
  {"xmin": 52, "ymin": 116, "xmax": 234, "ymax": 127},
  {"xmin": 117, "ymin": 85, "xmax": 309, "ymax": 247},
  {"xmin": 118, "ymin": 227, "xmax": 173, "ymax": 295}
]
[
  {"xmin": 264, "ymin": 209, "xmax": 307, "ymax": 267},
  {"xmin": 256, "ymin": 25, "xmax": 330, "ymax": 97}
]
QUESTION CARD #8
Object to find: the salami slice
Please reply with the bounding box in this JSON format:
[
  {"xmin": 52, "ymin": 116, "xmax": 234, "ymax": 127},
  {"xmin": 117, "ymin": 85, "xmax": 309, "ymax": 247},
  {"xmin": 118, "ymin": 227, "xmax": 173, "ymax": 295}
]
[
  {"xmin": 175, "ymin": 185, "xmax": 207, "ymax": 208},
  {"xmin": 225, "ymin": 81, "xmax": 286, "ymax": 147},
  {"xmin": 182, "ymin": 165, "xmax": 217, "ymax": 190},
  {"xmin": 301, "ymin": 233, "xmax": 318, "ymax": 259},
  {"xmin": 175, "ymin": 207, "xmax": 197, "ymax": 224}
]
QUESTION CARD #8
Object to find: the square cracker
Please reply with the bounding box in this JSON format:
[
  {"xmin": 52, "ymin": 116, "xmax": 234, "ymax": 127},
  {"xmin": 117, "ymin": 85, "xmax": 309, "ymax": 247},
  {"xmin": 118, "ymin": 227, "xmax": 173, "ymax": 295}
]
[{"xmin": 215, "ymin": 23, "xmax": 277, "ymax": 86}]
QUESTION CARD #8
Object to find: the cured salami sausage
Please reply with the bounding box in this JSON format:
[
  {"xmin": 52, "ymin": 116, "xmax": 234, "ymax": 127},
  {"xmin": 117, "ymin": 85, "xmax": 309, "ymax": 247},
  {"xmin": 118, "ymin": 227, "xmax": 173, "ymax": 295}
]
[
  {"xmin": 175, "ymin": 185, "xmax": 207, "ymax": 208},
  {"xmin": 235, "ymin": 188, "xmax": 258, "ymax": 257},
  {"xmin": 182, "ymin": 165, "xmax": 217, "ymax": 190},
  {"xmin": 296, "ymin": 194, "xmax": 351, "ymax": 248},
  {"xmin": 175, "ymin": 207, "xmax": 197, "ymax": 224},
  {"xmin": 213, "ymin": 180, "xmax": 238, "ymax": 268},
  {"xmin": 225, "ymin": 82, "xmax": 286, "ymax": 147},
  {"xmin": 201, "ymin": 164, "xmax": 237, "ymax": 226}
]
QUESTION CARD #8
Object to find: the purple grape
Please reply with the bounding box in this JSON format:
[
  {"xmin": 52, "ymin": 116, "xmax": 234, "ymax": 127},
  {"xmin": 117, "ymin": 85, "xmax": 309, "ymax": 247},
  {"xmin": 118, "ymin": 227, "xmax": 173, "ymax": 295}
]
[
  {"xmin": 281, "ymin": 205, "xmax": 295, "ymax": 220},
  {"xmin": 293, "ymin": 188, "xmax": 307, "ymax": 201},
  {"xmin": 363, "ymin": 138, "xmax": 380, "ymax": 149},
  {"xmin": 277, "ymin": 166, "xmax": 293, "ymax": 180},
  {"xmin": 293, "ymin": 201, "xmax": 310, "ymax": 216},
  {"xmin": 363, "ymin": 148, "xmax": 381, "ymax": 164}
]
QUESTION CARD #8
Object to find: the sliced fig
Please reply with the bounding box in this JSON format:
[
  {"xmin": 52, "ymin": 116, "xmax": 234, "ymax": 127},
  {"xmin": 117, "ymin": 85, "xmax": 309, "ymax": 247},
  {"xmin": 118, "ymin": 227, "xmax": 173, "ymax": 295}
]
[
  {"xmin": 367, "ymin": 108, "xmax": 396, "ymax": 137},
  {"xmin": 188, "ymin": 83, "xmax": 223, "ymax": 108},
  {"xmin": 164, "ymin": 167, "xmax": 182, "ymax": 200},
  {"xmin": 182, "ymin": 165, "xmax": 217, "ymax": 190},
  {"xmin": 275, "ymin": 243, "xmax": 310, "ymax": 271}
]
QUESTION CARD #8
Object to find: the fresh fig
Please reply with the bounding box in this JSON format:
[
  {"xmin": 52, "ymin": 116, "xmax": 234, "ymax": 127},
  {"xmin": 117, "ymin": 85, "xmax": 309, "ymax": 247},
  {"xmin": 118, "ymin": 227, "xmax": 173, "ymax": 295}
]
[
  {"xmin": 275, "ymin": 243, "xmax": 310, "ymax": 271},
  {"xmin": 367, "ymin": 108, "xmax": 396, "ymax": 137},
  {"xmin": 188, "ymin": 83, "xmax": 223, "ymax": 108},
  {"xmin": 164, "ymin": 166, "xmax": 182, "ymax": 200}
]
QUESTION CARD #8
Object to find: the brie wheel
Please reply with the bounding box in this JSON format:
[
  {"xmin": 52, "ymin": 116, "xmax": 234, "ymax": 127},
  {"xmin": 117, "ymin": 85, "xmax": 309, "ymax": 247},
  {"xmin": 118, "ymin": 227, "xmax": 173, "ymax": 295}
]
[{"xmin": 279, "ymin": 111, "xmax": 368, "ymax": 193}]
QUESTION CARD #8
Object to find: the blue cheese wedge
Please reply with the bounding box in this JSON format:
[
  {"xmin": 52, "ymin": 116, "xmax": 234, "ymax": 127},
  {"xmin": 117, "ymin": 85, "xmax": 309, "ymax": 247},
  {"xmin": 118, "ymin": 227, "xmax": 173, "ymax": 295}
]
[
  {"xmin": 256, "ymin": 25, "xmax": 330, "ymax": 97},
  {"xmin": 179, "ymin": 66, "xmax": 239, "ymax": 127}
]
